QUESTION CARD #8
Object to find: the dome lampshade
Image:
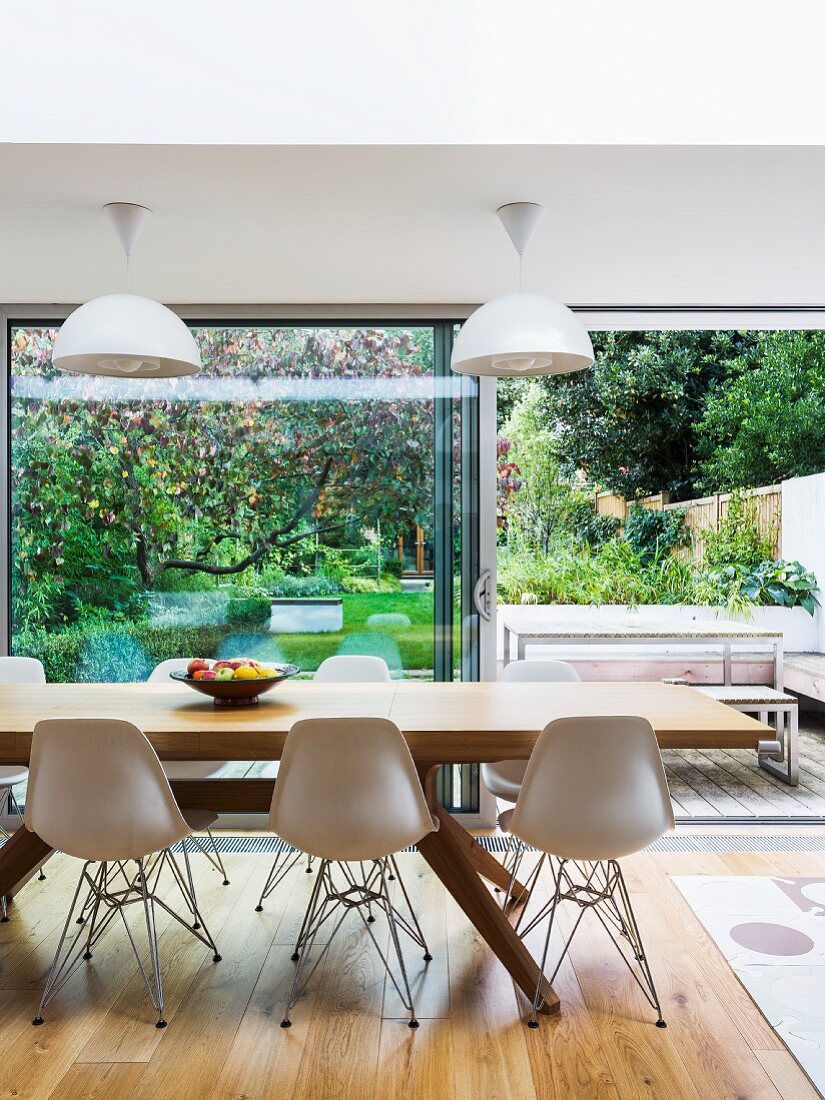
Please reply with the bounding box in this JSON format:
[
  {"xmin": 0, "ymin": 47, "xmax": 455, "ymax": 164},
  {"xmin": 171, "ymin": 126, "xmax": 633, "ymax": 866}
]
[
  {"xmin": 53, "ymin": 294, "xmax": 200, "ymax": 378},
  {"xmin": 450, "ymin": 292, "xmax": 594, "ymax": 377}
]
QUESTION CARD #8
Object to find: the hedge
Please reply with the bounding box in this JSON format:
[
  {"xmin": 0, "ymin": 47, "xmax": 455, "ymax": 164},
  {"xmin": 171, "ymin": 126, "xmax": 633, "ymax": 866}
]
[{"xmin": 12, "ymin": 623, "xmax": 277, "ymax": 683}]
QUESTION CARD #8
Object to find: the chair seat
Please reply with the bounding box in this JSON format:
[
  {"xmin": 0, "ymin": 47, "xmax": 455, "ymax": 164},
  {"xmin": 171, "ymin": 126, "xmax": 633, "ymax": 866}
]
[
  {"xmin": 480, "ymin": 760, "xmax": 526, "ymax": 803},
  {"xmin": 0, "ymin": 766, "xmax": 28, "ymax": 787},
  {"xmin": 498, "ymin": 807, "xmax": 514, "ymax": 834},
  {"xmin": 163, "ymin": 761, "xmax": 232, "ymax": 781},
  {"xmin": 182, "ymin": 807, "xmax": 219, "ymax": 832}
]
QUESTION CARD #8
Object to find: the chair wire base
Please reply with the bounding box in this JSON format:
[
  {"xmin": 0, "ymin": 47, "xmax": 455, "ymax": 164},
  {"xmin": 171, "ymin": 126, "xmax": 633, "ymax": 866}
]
[
  {"xmin": 33, "ymin": 848, "xmax": 221, "ymax": 1029},
  {"xmin": 186, "ymin": 829, "xmax": 230, "ymax": 886},
  {"xmin": 280, "ymin": 857, "xmax": 427, "ymax": 1030},
  {"xmin": 506, "ymin": 851, "xmax": 667, "ymax": 1030}
]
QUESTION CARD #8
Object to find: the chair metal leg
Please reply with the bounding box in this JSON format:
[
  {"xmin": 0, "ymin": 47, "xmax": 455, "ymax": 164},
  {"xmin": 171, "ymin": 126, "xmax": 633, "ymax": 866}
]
[
  {"xmin": 523, "ymin": 857, "xmax": 666, "ymax": 1029},
  {"xmin": 33, "ymin": 849, "xmax": 220, "ymax": 1029},
  {"xmin": 255, "ymin": 838, "xmax": 304, "ymax": 912},
  {"xmin": 188, "ymin": 829, "xmax": 230, "ymax": 885},
  {"xmin": 280, "ymin": 858, "xmax": 425, "ymax": 1029}
]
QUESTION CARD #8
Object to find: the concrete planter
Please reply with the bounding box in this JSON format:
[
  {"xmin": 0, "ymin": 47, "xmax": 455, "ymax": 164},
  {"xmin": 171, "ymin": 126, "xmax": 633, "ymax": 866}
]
[{"xmin": 269, "ymin": 597, "xmax": 343, "ymax": 634}]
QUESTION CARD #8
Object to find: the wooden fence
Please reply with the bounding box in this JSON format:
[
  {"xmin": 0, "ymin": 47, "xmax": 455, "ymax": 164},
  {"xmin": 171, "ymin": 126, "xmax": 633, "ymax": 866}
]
[{"xmin": 595, "ymin": 484, "xmax": 782, "ymax": 562}]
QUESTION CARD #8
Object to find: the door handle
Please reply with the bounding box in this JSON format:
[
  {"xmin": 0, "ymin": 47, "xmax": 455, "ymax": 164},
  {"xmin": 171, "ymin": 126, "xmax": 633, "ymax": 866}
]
[{"xmin": 473, "ymin": 569, "xmax": 493, "ymax": 622}]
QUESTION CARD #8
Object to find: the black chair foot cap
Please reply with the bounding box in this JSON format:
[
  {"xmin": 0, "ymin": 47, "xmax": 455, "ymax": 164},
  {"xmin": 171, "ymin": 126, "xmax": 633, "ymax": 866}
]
[
  {"xmin": 82, "ymin": 951, "xmax": 92, "ymax": 960},
  {"xmin": 280, "ymin": 1019, "xmax": 291, "ymax": 1028},
  {"xmin": 494, "ymin": 887, "xmax": 501, "ymax": 893},
  {"xmin": 388, "ymin": 874, "xmax": 396, "ymax": 881},
  {"xmin": 527, "ymin": 1020, "xmax": 539, "ymax": 1029},
  {"xmin": 38, "ymin": 873, "xmax": 46, "ymax": 881},
  {"xmin": 213, "ymin": 954, "xmax": 222, "ymax": 963},
  {"xmin": 291, "ymin": 952, "xmax": 300, "ymax": 961},
  {"xmin": 656, "ymin": 1019, "xmax": 667, "ymax": 1029},
  {"xmin": 305, "ymin": 867, "xmax": 313, "ymax": 874},
  {"xmin": 222, "ymin": 880, "xmax": 230, "ymax": 886},
  {"xmin": 32, "ymin": 1016, "xmax": 44, "ymax": 1026},
  {"xmin": 76, "ymin": 917, "xmax": 85, "ymax": 925},
  {"xmin": 367, "ymin": 915, "xmax": 376, "ymax": 923},
  {"xmin": 156, "ymin": 1019, "xmax": 167, "ymax": 1029},
  {"xmin": 0, "ymin": 916, "xmax": 9, "ymax": 924},
  {"xmin": 192, "ymin": 922, "xmax": 201, "ymax": 930},
  {"xmin": 423, "ymin": 953, "xmax": 433, "ymax": 962},
  {"xmin": 255, "ymin": 905, "xmax": 263, "ymax": 912},
  {"xmin": 408, "ymin": 1019, "xmax": 419, "ymax": 1029}
]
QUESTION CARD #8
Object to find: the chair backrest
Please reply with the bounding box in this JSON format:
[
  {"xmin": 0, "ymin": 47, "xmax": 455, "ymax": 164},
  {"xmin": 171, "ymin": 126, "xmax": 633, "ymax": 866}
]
[
  {"xmin": 509, "ymin": 715, "xmax": 674, "ymax": 861},
  {"xmin": 148, "ymin": 658, "xmax": 192, "ymax": 682},
  {"xmin": 269, "ymin": 717, "xmax": 435, "ymax": 861},
  {"xmin": 25, "ymin": 718, "xmax": 191, "ymax": 862},
  {"xmin": 0, "ymin": 656, "xmax": 46, "ymax": 684},
  {"xmin": 313, "ymin": 655, "xmax": 391, "ymax": 683},
  {"xmin": 500, "ymin": 660, "xmax": 580, "ymax": 684}
]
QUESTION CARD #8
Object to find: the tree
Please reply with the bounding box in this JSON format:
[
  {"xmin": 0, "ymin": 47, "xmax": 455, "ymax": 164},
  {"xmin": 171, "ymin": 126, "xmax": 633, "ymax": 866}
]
[
  {"xmin": 10, "ymin": 326, "xmax": 436, "ymax": 630},
  {"xmin": 695, "ymin": 331, "xmax": 825, "ymax": 490},
  {"xmin": 536, "ymin": 330, "xmax": 751, "ymax": 500}
]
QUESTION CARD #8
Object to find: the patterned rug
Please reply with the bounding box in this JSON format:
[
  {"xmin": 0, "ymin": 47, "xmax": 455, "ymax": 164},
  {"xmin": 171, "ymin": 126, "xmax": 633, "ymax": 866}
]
[{"xmin": 675, "ymin": 875, "xmax": 825, "ymax": 1096}]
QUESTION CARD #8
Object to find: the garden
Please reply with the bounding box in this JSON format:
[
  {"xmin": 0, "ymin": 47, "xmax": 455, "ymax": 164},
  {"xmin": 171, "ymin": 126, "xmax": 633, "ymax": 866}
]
[
  {"xmin": 10, "ymin": 326, "xmax": 441, "ymax": 681},
  {"xmin": 496, "ymin": 330, "xmax": 823, "ymax": 615}
]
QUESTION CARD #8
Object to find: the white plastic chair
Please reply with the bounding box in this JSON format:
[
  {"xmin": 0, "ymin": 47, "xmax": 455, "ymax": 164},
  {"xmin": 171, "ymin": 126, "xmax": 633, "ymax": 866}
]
[
  {"xmin": 483, "ymin": 660, "xmax": 580, "ymax": 804},
  {"xmin": 270, "ymin": 716, "xmax": 436, "ymax": 1029},
  {"xmin": 507, "ymin": 715, "xmax": 675, "ymax": 1028},
  {"xmin": 256, "ymin": 654, "xmax": 393, "ymax": 900},
  {"xmin": 0, "ymin": 657, "xmax": 47, "ymax": 919},
  {"xmin": 149, "ymin": 659, "xmax": 230, "ymax": 885},
  {"xmin": 25, "ymin": 718, "xmax": 222, "ymax": 1029}
]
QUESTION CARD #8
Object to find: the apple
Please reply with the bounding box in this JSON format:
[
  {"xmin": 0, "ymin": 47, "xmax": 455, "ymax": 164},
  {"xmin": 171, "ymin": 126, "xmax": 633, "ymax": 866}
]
[
  {"xmin": 215, "ymin": 667, "xmax": 235, "ymax": 682},
  {"xmin": 187, "ymin": 658, "xmax": 210, "ymax": 677},
  {"xmin": 213, "ymin": 660, "xmax": 233, "ymax": 671},
  {"xmin": 192, "ymin": 669, "xmax": 207, "ymax": 680},
  {"xmin": 200, "ymin": 670, "xmax": 217, "ymax": 681}
]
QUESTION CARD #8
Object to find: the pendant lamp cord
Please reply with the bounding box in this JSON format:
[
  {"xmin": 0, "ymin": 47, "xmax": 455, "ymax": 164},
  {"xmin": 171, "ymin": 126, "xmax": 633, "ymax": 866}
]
[
  {"xmin": 126, "ymin": 252, "xmax": 132, "ymax": 293},
  {"xmin": 518, "ymin": 252, "xmax": 524, "ymax": 292}
]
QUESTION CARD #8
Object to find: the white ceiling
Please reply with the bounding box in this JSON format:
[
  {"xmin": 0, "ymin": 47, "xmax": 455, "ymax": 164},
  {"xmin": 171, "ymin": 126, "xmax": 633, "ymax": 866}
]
[
  {"xmin": 2, "ymin": 144, "xmax": 825, "ymax": 307},
  {"xmin": 4, "ymin": 1, "xmax": 825, "ymax": 145}
]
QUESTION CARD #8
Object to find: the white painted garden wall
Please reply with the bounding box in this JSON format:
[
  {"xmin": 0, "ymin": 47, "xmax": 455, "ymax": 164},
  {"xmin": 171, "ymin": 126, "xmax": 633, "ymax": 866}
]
[{"xmin": 781, "ymin": 471, "xmax": 825, "ymax": 653}]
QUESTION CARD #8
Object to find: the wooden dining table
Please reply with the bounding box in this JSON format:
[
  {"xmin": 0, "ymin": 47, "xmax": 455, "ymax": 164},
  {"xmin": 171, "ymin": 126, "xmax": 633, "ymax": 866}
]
[{"xmin": 0, "ymin": 679, "xmax": 771, "ymax": 1017}]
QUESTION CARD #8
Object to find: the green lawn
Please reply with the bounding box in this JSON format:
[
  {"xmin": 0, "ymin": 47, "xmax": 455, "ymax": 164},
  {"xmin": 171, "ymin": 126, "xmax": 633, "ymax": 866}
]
[{"xmin": 274, "ymin": 592, "xmax": 435, "ymax": 674}]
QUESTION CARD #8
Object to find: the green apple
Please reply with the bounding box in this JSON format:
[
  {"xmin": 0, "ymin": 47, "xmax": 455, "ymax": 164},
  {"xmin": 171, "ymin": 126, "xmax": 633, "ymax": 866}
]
[{"xmin": 215, "ymin": 667, "xmax": 235, "ymax": 682}]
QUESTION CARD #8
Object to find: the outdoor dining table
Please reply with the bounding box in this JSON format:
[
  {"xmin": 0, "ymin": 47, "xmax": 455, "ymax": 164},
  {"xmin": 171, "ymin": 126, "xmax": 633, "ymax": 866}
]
[
  {"xmin": 501, "ymin": 616, "xmax": 785, "ymax": 689},
  {"xmin": 0, "ymin": 679, "xmax": 770, "ymax": 1017}
]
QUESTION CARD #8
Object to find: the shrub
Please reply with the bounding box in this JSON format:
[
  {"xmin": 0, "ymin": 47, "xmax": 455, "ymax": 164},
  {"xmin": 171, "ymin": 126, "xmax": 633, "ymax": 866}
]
[
  {"xmin": 624, "ymin": 504, "xmax": 688, "ymax": 564},
  {"xmin": 225, "ymin": 595, "xmax": 272, "ymax": 627},
  {"xmin": 741, "ymin": 560, "xmax": 819, "ymax": 615},
  {"xmin": 382, "ymin": 557, "xmax": 404, "ymax": 578},
  {"xmin": 341, "ymin": 574, "xmax": 402, "ymax": 594},
  {"xmin": 268, "ymin": 575, "xmax": 342, "ymax": 598},
  {"xmin": 566, "ymin": 498, "xmax": 622, "ymax": 549},
  {"xmin": 701, "ymin": 492, "xmax": 776, "ymax": 569}
]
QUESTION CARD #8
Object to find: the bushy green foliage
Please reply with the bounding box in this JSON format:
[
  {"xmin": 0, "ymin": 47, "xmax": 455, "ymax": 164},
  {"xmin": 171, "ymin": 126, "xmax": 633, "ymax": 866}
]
[
  {"xmin": 225, "ymin": 595, "xmax": 272, "ymax": 627},
  {"xmin": 566, "ymin": 498, "xmax": 622, "ymax": 549},
  {"xmin": 740, "ymin": 560, "xmax": 819, "ymax": 615},
  {"xmin": 534, "ymin": 331, "xmax": 747, "ymax": 499},
  {"xmin": 624, "ymin": 505, "xmax": 689, "ymax": 564},
  {"xmin": 697, "ymin": 331, "xmax": 825, "ymax": 490},
  {"xmin": 700, "ymin": 492, "xmax": 776, "ymax": 569},
  {"xmin": 340, "ymin": 574, "xmax": 402, "ymax": 594},
  {"xmin": 269, "ymin": 575, "xmax": 342, "ymax": 597}
]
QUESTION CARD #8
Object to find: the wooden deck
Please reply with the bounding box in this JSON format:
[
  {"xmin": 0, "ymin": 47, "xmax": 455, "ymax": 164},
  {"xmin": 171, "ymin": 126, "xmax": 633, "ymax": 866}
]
[
  {"xmin": 661, "ymin": 709, "xmax": 825, "ymax": 821},
  {"xmin": 0, "ymin": 844, "xmax": 817, "ymax": 1099}
]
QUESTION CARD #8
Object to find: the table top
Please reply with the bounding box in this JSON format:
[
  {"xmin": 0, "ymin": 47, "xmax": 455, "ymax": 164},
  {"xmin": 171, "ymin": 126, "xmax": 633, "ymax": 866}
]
[
  {"xmin": 0, "ymin": 681, "xmax": 769, "ymax": 763},
  {"xmin": 500, "ymin": 617, "xmax": 781, "ymax": 640}
]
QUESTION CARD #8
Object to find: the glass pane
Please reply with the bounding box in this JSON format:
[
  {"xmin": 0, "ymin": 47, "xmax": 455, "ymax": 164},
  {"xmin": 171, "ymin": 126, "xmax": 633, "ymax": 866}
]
[{"xmin": 10, "ymin": 325, "xmax": 446, "ymax": 683}]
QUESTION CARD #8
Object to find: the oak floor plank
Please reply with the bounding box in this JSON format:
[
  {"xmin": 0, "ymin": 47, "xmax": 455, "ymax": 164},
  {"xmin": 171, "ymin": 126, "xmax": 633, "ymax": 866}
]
[
  {"xmin": 47, "ymin": 1062, "xmax": 146, "ymax": 1100},
  {"xmin": 754, "ymin": 1049, "xmax": 823, "ymax": 1100},
  {"xmin": 127, "ymin": 857, "xmax": 273, "ymax": 1100}
]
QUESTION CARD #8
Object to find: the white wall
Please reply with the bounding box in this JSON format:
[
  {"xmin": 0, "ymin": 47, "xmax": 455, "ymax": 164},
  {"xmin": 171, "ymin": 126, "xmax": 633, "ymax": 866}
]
[{"xmin": 782, "ymin": 472, "xmax": 825, "ymax": 652}]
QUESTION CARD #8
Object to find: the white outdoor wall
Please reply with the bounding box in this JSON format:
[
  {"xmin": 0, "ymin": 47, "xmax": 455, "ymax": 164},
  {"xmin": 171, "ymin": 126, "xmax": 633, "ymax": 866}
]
[{"xmin": 782, "ymin": 472, "xmax": 825, "ymax": 652}]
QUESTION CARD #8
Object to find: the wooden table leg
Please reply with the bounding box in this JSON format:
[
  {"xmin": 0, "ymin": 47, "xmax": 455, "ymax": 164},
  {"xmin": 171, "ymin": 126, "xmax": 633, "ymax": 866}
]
[
  {"xmin": 418, "ymin": 765, "xmax": 559, "ymax": 1016},
  {"xmin": 0, "ymin": 827, "xmax": 53, "ymax": 898}
]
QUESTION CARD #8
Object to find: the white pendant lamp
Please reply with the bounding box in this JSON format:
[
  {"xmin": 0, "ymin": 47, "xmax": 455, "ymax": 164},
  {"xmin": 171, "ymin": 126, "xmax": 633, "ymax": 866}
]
[
  {"xmin": 52, "ymin": 203, "xmax": 201, "ymax": 378},
  {"xmin": 451, "ymin": 202, "xmax": 594, "ymax": 377}
]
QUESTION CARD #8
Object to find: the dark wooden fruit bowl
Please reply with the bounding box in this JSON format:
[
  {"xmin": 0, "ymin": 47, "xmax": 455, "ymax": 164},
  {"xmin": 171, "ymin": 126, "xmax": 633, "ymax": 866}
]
[{"xmin": 169, "ymin": 664, "xmax": 300, "ymax": 706}]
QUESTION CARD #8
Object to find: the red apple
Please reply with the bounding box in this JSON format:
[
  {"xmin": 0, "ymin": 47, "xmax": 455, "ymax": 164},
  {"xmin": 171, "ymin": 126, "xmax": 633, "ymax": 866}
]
[
  {"xmin": 187, "ymin": 658, "xmax": 210, "ymax": 677},
  {"xmin": 200, "ymin": 670, "xmax": 217, "ymax": 681},
  {"xmin": 213, "ymin": 660, "xmax": 233, "ymax": 671}
]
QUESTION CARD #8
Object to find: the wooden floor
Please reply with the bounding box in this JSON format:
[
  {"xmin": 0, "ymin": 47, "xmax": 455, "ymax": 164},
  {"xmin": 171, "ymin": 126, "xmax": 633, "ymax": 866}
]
[
  {"xmin": 661, "ymin": 710, "xmax": 825, "ymax": 820},
  {"xmin": 0, "ymin": 839, "xmax": 820, "ymax": 1099}
]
